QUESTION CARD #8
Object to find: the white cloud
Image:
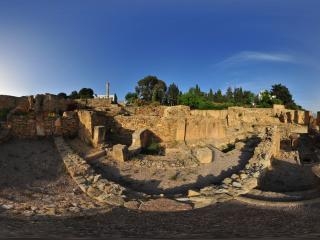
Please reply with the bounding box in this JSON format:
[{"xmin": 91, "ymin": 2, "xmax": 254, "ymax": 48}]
[{"xmin": 216, "ymin": 51, "xmax": 296, "ymax": 67}]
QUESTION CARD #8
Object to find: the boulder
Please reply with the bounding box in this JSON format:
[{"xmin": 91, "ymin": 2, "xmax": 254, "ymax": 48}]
[{"xmin": 194, "ymin": 147, "xmax": 214, "ymax": 164}]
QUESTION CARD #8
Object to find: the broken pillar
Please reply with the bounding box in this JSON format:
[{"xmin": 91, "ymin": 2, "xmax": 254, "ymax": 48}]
[
  {"xmin": 130, "ymin": 128, "xmax": 152, "ymax": 149},
  {"xmin": 289, "ymin": 133, "xmax": 300, "ymax": 150},
  {"xmin": 93, "ymin": 125, "xmax": 106, "ymax": 147},
  {"xmin": 112, "ymin": 144, "xmax": 128, "ymax": 162}
]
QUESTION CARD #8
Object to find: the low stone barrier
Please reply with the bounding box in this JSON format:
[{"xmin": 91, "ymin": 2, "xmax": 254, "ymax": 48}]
[
  {"xmin": 54, "ymin": 127, "xmax": 281, "ymax": 210},
  {"xmin": 54, "ymin": 137, "xmax": 125, "ymax": 206},
  {"xmin": 183, "ymin": 127, "xmax": 280, "ymax": 208}
]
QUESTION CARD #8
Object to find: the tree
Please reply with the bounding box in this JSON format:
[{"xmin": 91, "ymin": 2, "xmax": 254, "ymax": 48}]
[
  {"xmin": 69, "ymin": 91, "xmax": 79, "ymax": 99},
  {"xmin": 258, "ymin": 90, "xmax": 281, "ymax": 107},
  {"xmin": 57, "ymin": 92, "xmax": 67, "ymax": 99},
  {"xmin": 233, "ymin": 87, "xmax": 243, "ymax": 104},
  {"xmin": 242, "ymin": 90, "xmax": 255, "ymax": 105},
  {"xmin": 113, "ymin": 94, "xmax": 118, "ymax": 104},
  {"xmin": 135, "ymin": 75, "xmax": 165, "ymax": 102},
  {"xmin": 225, "ymin": 87, "xmax": 234, "ymax": 103},
  {"xmin": 151, "ymin": 80, "xmax": 167, "ymax": 103},
  {"xmin": 78, "ymin": 88, "xmax": 94, "ymax": 99},
  {"xmin": 167, "ymin": 83, "xmax": 180, "ymax": 106},
  {"xmin": 270, "ymin": 84, "xmax": 294, "ymax": 106},
  {"xmin": 208, "ymin": 88, "xmax": 214, "ymax": 101},
  {"xmin": 178, "ymin": 92, "xmax": 202, "ymax": 109},
  {"xmin": 125, "ymin": 92, "xmax": 138, "ymax": 104},
  {"xmin": 214, "ymin": 89, "xmax": 224, "ymax": 103}
]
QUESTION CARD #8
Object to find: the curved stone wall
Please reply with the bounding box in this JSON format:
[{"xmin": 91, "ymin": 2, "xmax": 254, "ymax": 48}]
[
  {"xmin": 54, "ymin": 137, "xmax": 126, "ymax": 206},
  {"xmin": 53, "ymin": 126, "xmax": 281, "ymax": 210}
]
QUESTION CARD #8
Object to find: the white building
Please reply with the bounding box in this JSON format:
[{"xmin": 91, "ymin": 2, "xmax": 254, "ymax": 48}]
[
  {"xmin": 94, "ymin": 81, "xmax": 115, "ymax": 102},
  {"xmin": 95, "ymin": 94, "xmax": 115, "ymax": 102}
]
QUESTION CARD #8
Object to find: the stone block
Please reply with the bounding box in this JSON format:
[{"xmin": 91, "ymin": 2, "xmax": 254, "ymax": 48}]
[
  {"xmin": 289, "ymin": 133, "xmax": 300, "ymax": 150},
  {"xmin": 130, "ymin": 128, "xmax": 154, "ymax": 150},
  {"xmin": 84, "ymin": 149, "xmax": 106, "ymax": 162},
  {"xmin": 188, "ymin": 190, "xmax": 200, "ymax": 197},
  {"xmin": 163, "ymin": 105, "xmax": 190, "ymax": 118},
  {"xmin": 93, "ymin": 125, "xmax": 106, "ymax": 147},
  {"xmin": 112, "ymin": 144, "xmax": 128, "ymax": 162},
  {"xmin": 194, "ymin": 147, "xmax": 214, "ymax": 164},
  {"xmin": 235, "ymin": 141, "xmax": 245, "ymax": 150}
]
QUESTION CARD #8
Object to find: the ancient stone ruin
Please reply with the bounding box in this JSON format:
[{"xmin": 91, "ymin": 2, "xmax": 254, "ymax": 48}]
[{"xmin": 1, "ymin": 94, "xmax": 320, "ymax": 214}]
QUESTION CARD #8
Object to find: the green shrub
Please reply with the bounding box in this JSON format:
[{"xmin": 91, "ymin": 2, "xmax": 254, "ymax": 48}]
[{"xmin": 141, "ymin": 142, "xmax": 164, "ymax": 155}]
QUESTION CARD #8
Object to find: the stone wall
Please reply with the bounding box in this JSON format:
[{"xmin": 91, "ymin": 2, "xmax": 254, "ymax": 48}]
[
  {"xmin": 8, "ymin": 112, "xmax": 79, "ymax": 138},
  {"xmin": 0, "ymin": 95, "xmax": 30, "ymax": 112},
  {"xmin": 77, "ymin": 110, "xmax": 108, "ymax": 145},
  {"xmin": 61, "ymin": 113, "xmax": 79, "ymax": 137},
  {"xmin": 1, "ymin": 94, "xmax": 75, "ymax": 113},
  {"xmin": 114, "ymin": 106, "xmax": 291, "ymax": 145},
  {"xmin": 75, "ymin": 98, "xmax": 112, "ymax": 109}
]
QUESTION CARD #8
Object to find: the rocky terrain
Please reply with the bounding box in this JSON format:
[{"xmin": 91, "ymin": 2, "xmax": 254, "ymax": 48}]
[{"xmin": 1, "ymin": 95, "xmax": 320, "ymax": 238}]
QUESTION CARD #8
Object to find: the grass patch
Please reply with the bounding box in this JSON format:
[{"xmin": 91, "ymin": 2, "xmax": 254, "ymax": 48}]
[{"xmin": 141, "ymin": 142, "xmax": 165, "ymax": 155}]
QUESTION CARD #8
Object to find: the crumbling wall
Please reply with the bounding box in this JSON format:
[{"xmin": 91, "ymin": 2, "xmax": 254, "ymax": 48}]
[
  {"xmin": 75, "ymin": 98, "xmax": 112, "ymax": 109},
  {"xmin": 77, "ymin": 110, "xmax": 108, "ymax": 145},
  {"xmin": 8, "ymin": 111, "xmax": 79, "ymax": 138},
  {"xmin": 61, "ymin": 112, "xmax": 79, "ymax": 137},
  {"xmin": 0, "ymin": 95, "xmax": 17, "ymax": 110},
  {"xmin": 114, "ymin": 105, "xmax": 312, "ymax": 146}
]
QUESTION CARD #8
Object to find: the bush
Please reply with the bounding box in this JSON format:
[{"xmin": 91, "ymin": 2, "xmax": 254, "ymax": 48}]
[{"xmin": 141, "ymin": 142, "xmax": 164, "ymax": 155}]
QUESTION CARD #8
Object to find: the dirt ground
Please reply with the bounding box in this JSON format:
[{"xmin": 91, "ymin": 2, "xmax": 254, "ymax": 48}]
[
  {"xmin": 95, "ymin": 148, "xmax": 252, "ymax": 195},
  {"xmin": 2, "ymin": 138, "xmax": 320, "ymax": 238},
  {"xmin": 1, "ymin": 200, "xmax": 320, "ymax": 239},
  {"xmin": 258, "ymin": 140, "xmax": 320, "ymax": 192},
  {"xmin": 0, "ymin": 138, "xmax": 107, "ymax": 217}
]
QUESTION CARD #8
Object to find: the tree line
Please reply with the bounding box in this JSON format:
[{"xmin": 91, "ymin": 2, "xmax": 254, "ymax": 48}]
[
  {"xmin": 57, "ymin": 88, "xmax": 118, "ymax": 104},
  {"xmin": 125, "ymin": 75, "xmax": 302, "ymax": 110}
]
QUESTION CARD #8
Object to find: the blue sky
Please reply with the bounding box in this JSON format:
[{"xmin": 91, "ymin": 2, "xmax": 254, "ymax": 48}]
[{"xmin": 0, "ymin": 0, "xmax": 319, "ymax": 111}]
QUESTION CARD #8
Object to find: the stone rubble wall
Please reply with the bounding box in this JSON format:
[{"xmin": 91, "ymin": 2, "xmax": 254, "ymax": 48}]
[
  {"xmin": 8, "ymin": 112, "xmax": 79, "ymax": 138},
  {"xmin": 75, "ymin": 98, "xmax": 112, "ymax": 109},
  {"xmin": 0, "ymin": 95, "xmax": 29, "ymax": 111},
  {"xmin": 0, "ymin": 94, "xmax": 75, "ymax": 114},
  {"xmin": 53, "ymin": 125, "xmax": 282, "ymax": 210},
  {"xmin": 187, "ymin": 126, "xmax": 281, "ymax": 208},
  {"xmin": 114, "ymin": 105, "xmax": 308, "ymax": 145},
  {"xmin": 54, "ymin": 137, "xmax": 125, "ymax": 206}
]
